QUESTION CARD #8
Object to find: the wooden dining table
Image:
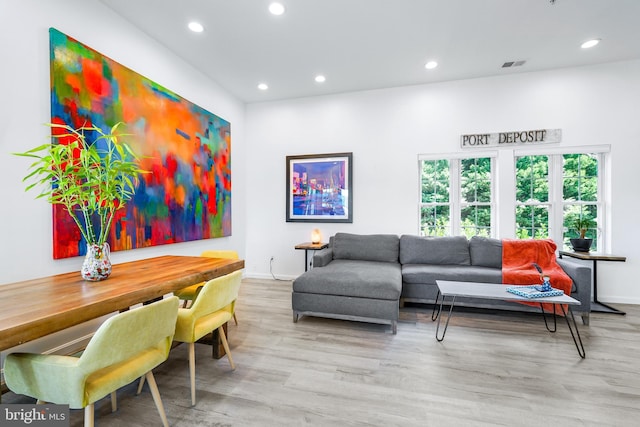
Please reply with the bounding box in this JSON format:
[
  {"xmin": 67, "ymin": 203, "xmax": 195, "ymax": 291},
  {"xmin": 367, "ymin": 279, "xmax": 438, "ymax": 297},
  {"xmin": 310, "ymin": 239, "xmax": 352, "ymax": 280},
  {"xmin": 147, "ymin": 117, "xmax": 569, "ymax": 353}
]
[{"xmin": 0, "ymin": 255, "xmax": 244, "ymax": 352}]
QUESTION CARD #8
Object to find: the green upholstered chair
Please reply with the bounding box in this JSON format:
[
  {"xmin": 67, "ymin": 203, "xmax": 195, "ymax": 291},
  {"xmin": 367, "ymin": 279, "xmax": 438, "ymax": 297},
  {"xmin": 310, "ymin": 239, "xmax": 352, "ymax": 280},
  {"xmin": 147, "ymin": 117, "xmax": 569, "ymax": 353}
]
[
  {"xmin": 3, "ymin": 296, "xmax": 179, "ymax": 427},
  {"xmin": 170, "ymin": 269, "xmax": 242, "ymax": 406},
  {"xmin": 175, "ymin": 250, "xmax": 240, "ymax": 325}
]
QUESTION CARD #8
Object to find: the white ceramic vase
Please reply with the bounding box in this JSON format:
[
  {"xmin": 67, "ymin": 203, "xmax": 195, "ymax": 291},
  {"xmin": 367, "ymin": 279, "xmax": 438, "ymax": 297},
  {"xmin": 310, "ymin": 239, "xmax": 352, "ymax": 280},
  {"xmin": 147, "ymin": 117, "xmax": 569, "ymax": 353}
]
[{"xmin": 81, "ymin": 242, "xmax": 112, "ymax": 281}]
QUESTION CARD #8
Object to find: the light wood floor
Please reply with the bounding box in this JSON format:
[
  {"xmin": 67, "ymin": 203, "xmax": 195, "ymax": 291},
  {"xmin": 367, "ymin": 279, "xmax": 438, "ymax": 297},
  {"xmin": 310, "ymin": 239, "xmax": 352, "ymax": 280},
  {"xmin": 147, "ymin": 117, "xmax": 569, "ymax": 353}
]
[{"xmin": 4, "ymin": 278, "xmax": 640, "ymax": 426}]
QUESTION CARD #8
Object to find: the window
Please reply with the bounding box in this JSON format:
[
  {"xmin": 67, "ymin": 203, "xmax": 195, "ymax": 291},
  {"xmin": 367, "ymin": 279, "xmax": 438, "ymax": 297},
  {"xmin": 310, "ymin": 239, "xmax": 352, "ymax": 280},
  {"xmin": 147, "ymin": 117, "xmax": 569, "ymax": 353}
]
[
  {"xmin": 460, "ymin": 157, "xmax": 492, "ymax": 237},
  {"xmin": 419, "ymin": 155, "xmax": 494, "ymax": 237},
  {"xmin": 562, "ymin": 153, "xmax": 600, "ymax": 250},
  {"xmin": 419, "ymin": 146, "xmax": 608, "ymax": 250},
  {"xmin": 420, "ymin": 159, "xmax": 450, "ymax": 236},
  {"xmin": 515, "ymin": 151, "xmax": 604, "ymax": 251},
  {"xmin": 515, "ymin": 155, "xmax": 550, "ymax": 239}
]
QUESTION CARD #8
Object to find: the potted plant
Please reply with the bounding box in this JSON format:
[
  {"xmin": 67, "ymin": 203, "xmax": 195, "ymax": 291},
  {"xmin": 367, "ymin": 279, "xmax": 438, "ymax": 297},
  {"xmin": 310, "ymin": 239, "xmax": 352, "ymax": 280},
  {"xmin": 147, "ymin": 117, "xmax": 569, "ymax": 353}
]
[
  {"xmin": 15, "ymin": 122, "xmax": 146, "ymax": 281},
  {"xmin": 570, "ymin": 217, "xmax": 594, "ymax": 252}
]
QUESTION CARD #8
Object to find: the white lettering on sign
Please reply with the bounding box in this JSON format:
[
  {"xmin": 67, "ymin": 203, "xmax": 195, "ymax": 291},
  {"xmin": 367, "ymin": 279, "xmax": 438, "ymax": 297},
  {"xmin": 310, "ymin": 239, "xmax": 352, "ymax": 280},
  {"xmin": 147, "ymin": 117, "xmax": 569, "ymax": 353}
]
[{"xmin": 461, "ymin": 129, "xmax": 561, "ymax": 148}]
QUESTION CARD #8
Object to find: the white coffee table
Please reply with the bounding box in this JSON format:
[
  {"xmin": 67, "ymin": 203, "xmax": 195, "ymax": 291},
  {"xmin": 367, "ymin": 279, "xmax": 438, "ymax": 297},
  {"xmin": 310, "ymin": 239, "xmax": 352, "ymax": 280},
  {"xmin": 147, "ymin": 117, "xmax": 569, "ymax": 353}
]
[{"xmin": 434, "ymin": 280, "xmax": 585, "ymax": 358}]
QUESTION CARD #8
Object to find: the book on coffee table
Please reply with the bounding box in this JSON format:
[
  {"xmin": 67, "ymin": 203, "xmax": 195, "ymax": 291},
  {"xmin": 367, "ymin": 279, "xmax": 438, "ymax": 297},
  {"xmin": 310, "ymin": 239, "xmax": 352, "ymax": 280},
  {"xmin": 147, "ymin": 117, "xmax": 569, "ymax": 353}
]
[{"xmin": 505, "ymin": 285, "xmax": 564, "ymax": 299}]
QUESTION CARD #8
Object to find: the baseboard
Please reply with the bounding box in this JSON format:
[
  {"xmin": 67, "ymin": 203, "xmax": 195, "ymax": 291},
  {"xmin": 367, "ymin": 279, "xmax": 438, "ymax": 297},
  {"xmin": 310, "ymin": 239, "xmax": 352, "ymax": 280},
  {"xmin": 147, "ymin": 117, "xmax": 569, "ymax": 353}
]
[
  {"xmin": 598, "ymin": 296, "xmax": 640, "ymax": 305},
  {"xmin": 244, "ymin": 272, "xmax": 297, "ymax": 281}
]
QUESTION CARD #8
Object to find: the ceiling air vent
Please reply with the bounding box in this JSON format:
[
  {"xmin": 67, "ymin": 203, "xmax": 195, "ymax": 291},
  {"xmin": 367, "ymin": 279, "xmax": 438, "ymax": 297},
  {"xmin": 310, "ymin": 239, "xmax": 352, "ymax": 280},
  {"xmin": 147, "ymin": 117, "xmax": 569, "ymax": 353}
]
[{"xmin": 502, "ymin": 60, "xmax": 527, "ymax": 68}]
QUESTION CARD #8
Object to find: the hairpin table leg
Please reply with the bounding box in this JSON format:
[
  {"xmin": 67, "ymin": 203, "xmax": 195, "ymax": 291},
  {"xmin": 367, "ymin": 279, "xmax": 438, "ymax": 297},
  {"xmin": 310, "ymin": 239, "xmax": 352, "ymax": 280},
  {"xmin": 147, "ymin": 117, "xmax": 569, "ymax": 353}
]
[
  {"xmin": 435, "ymin": 295, "xmax": 456, "ymax": 342},
  {"xmin": 539, "ymin": 303, "xmax": 558, "ymax": 333},
  {"xmin": 562, "ymin": 305, "xmax": 586, "ymax": 358},
  {"xmin": 432, "ymin": 290, "xmax": 442, "ymax": 321}
]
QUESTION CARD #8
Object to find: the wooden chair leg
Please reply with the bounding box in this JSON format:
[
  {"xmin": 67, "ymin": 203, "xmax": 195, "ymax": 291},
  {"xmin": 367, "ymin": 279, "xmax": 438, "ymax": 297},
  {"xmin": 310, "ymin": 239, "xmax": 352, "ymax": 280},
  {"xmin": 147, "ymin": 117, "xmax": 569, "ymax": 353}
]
[
  {"xmin": 111, "ymin": 391, "xmax": 117, "ymax": 412},
  {"xmin": 136, "ymin": 376, "xmax": 146, "ymax": 395},
  {"xmin": 218, "ymin": 326, "xmax": 235, "ymax": 370},
  {"xmin": 145, "ymin": 371, "xmax": 169, "ymax": 427},
  {"xmin": 189, "ymin": 342, "xmax": 196, "ymax": 406},
  {"xmin": 233, "ymin": 312, "xmax": 238, "ymax": 325},
  {"xmin": 84, "ymin": 403, "xmax": 95, "ymax": 427}
]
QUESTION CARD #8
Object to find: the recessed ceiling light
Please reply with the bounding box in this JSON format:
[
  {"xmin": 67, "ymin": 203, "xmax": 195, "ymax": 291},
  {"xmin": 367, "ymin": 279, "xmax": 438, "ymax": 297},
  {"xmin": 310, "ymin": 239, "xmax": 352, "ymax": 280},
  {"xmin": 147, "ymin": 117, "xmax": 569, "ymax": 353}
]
[
  {"xmin": 581, "ymin": 39, "xmax": 600, "ymax": 49},
  {"xmin": 315, "ymin": 75, "xmax": 326, "ymax": 83},
  {"xmin": 425, "ymin": 61, "xmax": 438, "ymax": 70},
  {"xmin": 257, "ymin": 83, "xmax": 269, "ymax": 91},
  {"xmin": 269, "ymin": 3, "xmax": 286, "ymax": 16},
  {"xmin": 188, "ymin": 22, "xmax": 204, "ymax": 33}
]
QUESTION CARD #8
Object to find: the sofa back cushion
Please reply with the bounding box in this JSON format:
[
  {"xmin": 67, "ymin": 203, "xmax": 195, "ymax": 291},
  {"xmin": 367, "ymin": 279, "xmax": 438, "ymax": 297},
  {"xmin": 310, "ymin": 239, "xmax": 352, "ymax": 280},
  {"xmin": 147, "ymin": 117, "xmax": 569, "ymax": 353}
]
[
  {"xmin": 399, "ymin": 235, "xmax": 470, "ymax": 265},
  {"xmin": 469, "ymin": 236, "xmax": 503, "ymax": 268},
  {"xmin": 333, "ymin": 233, "xmax": 399, "ymax": 263}
]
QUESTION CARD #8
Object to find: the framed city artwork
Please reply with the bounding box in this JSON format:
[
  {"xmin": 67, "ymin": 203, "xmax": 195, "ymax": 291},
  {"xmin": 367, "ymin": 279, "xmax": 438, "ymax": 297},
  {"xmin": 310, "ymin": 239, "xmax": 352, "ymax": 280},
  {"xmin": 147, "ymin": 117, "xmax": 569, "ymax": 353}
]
[{"xmin": 286, "ymin": 152, "xmax": 353, "ymax": 223}]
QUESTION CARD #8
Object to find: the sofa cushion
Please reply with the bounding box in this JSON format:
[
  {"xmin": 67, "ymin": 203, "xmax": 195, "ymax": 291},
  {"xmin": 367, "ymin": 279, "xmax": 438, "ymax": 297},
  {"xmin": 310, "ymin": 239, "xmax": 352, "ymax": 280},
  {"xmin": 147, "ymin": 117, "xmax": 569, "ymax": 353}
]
[
  {"xmin": 399, "ymin": 235, "xmax": 470, "ymax": 265},
  {"xmin": 401, "ymin": 264, "xmax": 502, "ymax": 285},
  {"xmin": 469, "ymin": 236, "xmax": 502, "ymax": 268},
  {"xmin": 293, "ymin": 259, "xmax": 402, "ymax": 300},
  {"xmin": 333, "ymin": 233, "xmax": 399, "ymax": 263}
]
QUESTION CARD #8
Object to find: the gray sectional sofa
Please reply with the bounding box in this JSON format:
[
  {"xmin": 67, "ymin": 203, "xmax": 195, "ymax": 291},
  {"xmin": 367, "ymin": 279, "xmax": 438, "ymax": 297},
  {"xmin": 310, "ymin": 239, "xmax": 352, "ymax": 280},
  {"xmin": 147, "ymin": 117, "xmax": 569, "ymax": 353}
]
[{"xmin": 292, "ymin": 233, "xmax": 592, "ymax": 334}]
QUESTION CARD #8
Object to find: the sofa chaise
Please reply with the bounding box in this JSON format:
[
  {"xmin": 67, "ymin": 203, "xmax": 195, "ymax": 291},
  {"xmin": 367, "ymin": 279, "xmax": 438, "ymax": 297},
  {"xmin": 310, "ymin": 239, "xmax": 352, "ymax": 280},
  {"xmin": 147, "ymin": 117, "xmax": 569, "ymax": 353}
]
[{"xmin": 292, "ymin": 233, "xmax": 402, "ymax": 333}]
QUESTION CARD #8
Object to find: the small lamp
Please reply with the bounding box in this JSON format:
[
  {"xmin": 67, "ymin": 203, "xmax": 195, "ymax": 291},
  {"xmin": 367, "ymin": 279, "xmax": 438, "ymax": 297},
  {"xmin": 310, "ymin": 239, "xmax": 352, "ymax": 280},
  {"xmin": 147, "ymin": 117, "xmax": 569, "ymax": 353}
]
[{"xmin": 311, "ymin": 229, "xmax": 321, "ymax": 244}]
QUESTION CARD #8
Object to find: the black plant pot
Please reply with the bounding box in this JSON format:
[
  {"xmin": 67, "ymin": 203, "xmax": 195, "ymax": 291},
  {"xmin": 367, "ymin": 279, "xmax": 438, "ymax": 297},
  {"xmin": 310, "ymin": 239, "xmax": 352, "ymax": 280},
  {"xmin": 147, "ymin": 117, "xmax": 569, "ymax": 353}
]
[{"xmin": 570, "ymin": 238, "xmax": 593, "ymax": 252}]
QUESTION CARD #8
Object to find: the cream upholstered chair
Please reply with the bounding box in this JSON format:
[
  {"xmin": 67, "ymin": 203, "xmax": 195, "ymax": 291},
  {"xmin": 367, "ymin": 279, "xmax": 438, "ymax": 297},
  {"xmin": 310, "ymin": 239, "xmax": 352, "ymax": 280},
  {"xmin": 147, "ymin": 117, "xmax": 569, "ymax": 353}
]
[
  {"xmin": 175, "ymin": 250, "xmax": 240, "ymax": 325},
  {"xmin": 171, "ymin": 269, "xmax": 242, "ymax": 406},
  {"xmin": 3, "ymin": 296, "xmax": 179, "ymax": 427}
]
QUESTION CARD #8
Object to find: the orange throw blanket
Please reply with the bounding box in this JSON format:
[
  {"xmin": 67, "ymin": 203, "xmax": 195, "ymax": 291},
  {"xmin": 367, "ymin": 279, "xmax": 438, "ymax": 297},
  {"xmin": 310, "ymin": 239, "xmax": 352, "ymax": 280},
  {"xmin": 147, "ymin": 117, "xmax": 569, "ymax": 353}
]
[{"xmin": 502, "ymin": 239, "xmax": 573, "ymax": 314}]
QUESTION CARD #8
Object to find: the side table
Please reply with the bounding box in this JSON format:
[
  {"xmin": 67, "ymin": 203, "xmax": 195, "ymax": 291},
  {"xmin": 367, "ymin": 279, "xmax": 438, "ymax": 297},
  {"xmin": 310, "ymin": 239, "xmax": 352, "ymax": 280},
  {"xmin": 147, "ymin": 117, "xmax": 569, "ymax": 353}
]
[
  {"xmin": 295, "ymin": 242, "xmax": 329, "ymax": 271},
  {"xmin": 559, "ymin": 250, "xmax": 627, "ymax": 315}
]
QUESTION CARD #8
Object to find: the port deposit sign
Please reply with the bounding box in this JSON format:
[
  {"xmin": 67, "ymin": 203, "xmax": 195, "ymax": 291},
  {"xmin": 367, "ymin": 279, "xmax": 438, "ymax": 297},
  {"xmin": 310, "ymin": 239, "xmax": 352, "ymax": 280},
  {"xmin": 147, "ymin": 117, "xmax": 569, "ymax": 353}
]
[{"xmin": 461, "ymin": 129, "xmax": 561, "ymax": 148}]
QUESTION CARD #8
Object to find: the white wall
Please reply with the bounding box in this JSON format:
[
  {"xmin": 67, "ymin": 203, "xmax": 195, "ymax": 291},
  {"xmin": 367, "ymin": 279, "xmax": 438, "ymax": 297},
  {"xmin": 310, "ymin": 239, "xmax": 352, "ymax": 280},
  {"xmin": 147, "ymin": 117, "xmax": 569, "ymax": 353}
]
[
  {"xmin": 245, "ymin": 60, "xmax": 640, "ymax": 305},
  {"xmin": 0, "ymin": 0, "xmax": 247, "ymax": 286}
]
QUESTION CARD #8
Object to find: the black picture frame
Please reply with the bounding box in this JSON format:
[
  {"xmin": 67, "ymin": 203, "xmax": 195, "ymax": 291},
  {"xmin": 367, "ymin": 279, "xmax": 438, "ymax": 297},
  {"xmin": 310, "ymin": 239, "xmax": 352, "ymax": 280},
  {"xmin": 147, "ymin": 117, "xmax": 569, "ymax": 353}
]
[{"xmin": 286, "ymin": 152, "xmax": 353, "ymax": 223}]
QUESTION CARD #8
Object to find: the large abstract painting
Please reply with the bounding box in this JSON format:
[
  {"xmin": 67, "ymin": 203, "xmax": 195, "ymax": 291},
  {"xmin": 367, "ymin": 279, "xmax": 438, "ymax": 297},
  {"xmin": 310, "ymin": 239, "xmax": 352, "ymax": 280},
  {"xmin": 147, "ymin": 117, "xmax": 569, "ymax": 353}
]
[{"xmin": 49, "ymin": 28, "xmax": 231, "ymax": 259}]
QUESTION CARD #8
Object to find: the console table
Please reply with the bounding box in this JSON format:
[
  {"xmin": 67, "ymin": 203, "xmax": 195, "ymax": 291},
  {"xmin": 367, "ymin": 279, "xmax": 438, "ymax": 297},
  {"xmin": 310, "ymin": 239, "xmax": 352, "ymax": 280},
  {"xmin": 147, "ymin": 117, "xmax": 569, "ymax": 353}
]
[
  {"xmin": 558, "ymin": 250, "xmax": 626, "ymax": 315},
  {"xmin": 295, "ymin": 242, "xmax": 329, "ymax": 271}
]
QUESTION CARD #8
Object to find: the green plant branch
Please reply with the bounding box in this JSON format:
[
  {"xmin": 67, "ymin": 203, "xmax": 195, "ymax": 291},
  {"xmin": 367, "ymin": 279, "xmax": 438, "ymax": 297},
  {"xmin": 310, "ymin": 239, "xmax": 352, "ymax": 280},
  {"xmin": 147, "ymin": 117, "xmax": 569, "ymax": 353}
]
[
  {"xmin": 100, "ymin": 209, "xmax": 116, "ymax": 246},
  {"xmin": 14, "ymin": 122, "xmax": 145, "ymax": 249}
]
